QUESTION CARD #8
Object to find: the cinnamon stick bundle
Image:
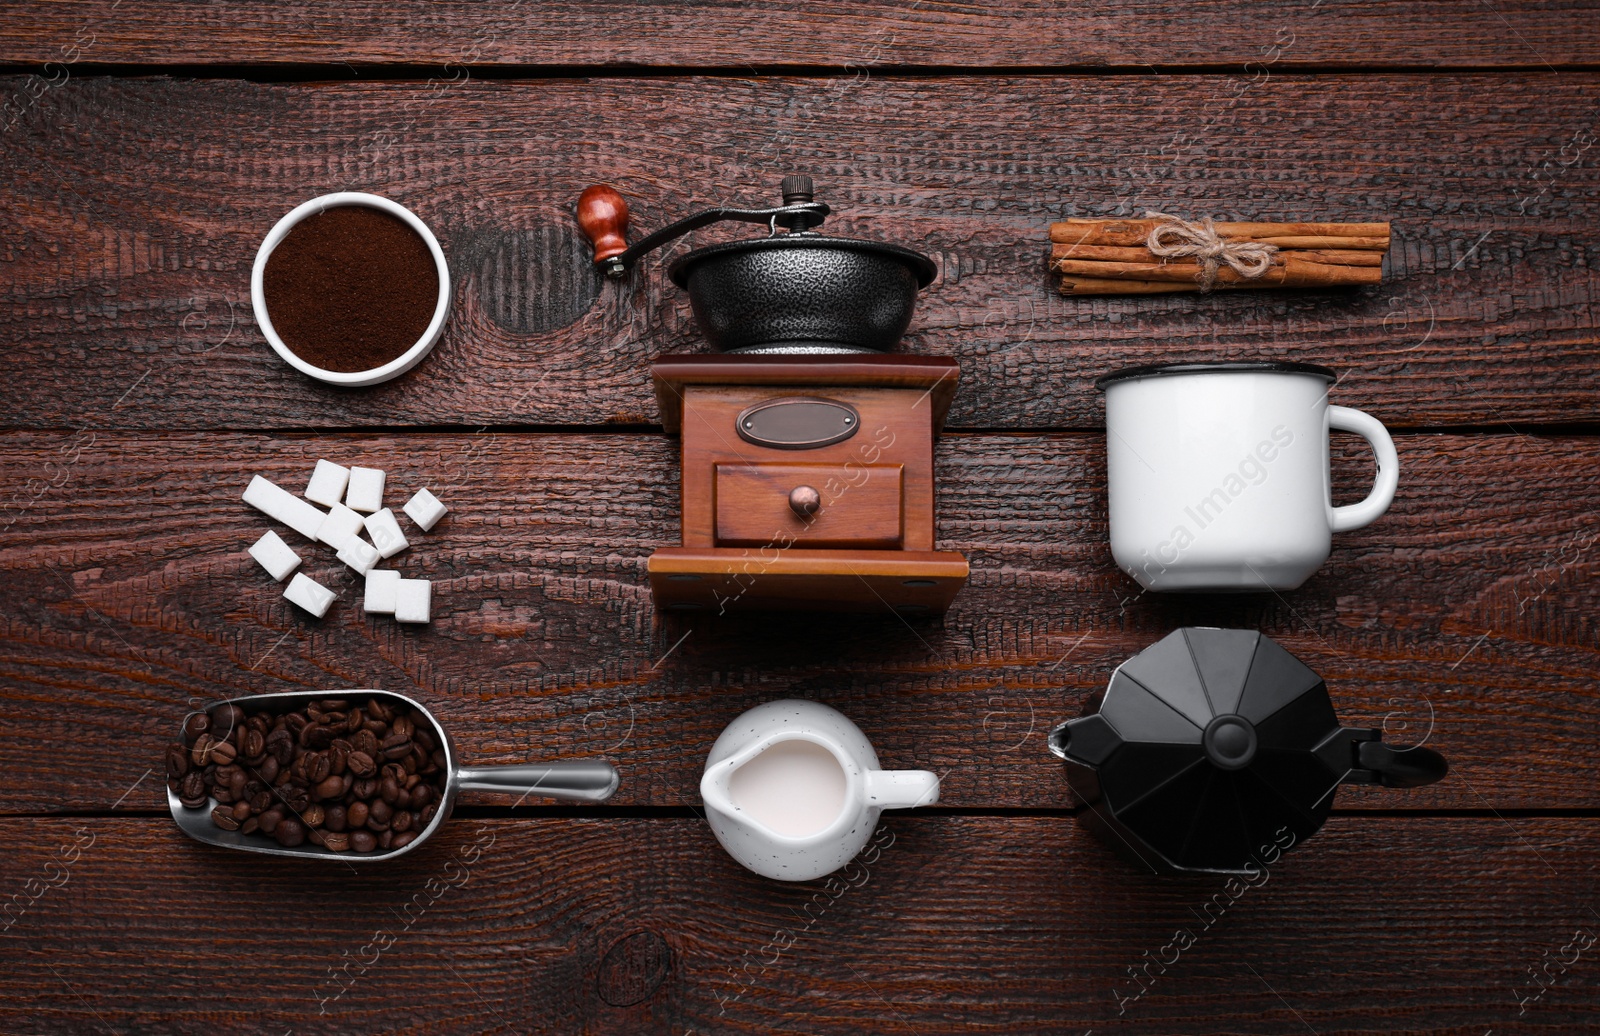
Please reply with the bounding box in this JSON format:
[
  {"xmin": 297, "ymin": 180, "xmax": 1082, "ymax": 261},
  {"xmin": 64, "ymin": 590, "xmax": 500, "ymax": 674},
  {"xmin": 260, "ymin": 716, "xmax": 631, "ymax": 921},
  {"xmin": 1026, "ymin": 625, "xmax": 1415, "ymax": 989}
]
[{"xmin": 1048, "ymin": 215, "xmax": 1390, "ymax": 295}]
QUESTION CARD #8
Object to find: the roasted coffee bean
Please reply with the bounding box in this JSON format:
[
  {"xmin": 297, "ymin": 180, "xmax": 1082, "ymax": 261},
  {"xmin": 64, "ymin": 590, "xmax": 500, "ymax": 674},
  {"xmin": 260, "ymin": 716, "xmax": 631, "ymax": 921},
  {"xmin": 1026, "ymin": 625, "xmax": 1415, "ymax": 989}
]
[
  {"xmin": 210, "ymin": 739, "xmax": 237, "ymax": 765},
  {"xmin": 301, "ymin": 804, "xmax": 325, "ymax": 829},
  {"xmin": 242, "ymin": 729, "xmax": 266, "ymax": 763},
  {"xmin": 368, "ymin": 698, "xmax": 393, "ymax": 724},
  {"xmin": 273, "ymin": 818, "xmax": 306, "ymax": 848},
  {"xmin": 367, "ymin": 799, "xmax": 393, "ymax": 831},
  {"xmin": 307, "ymin": 752, "xmax": 332, "ymax": 785},
  {"xmin": 351, "ymin": 729, "xmax": 379, "ymax": 757},
  {"xmin": 300, "ymin": 723, "xmax": 336, "ymax": 750},
  {"xmin": 208, "ymin": 703, "xmax": 245, "ymax": 736},
  {"xmin": 275, "ymin": 784, "xmax": 309, "ymax": 812},
  {"xmin": 345, "ymin": 708, "xmax": 363, "ymax": 734},
  {"xmin": 190, "ymin": 734, "xmax": 220, "ymax": 767},
  {"xmin": 401, "ymin": 753, "xmax": 417, "ymax": 776},
  {"xmin": 390, "ymin": 830, "xmax": 416, "ymax": 850},
  {"xmin": 323, "ymin": 831, "xmax": 351, "ymax": 852},
  {"xmin": 391, "ymin": 810, "xmax": 412, "ymax": 834},
  {"xmin": 180, "ymin": 770, "xmax": 206, "ymax": 802},
  {"xmin": 352, "ymin": 778, "xmax": 379, "ymax": 801},
  {"xmin": 257, "ymin": 755, "xmax": 280, "ymax": 784},
  {"xmin": 420, "ymin": 803, "xmax": 437, "ymax": 826},
  {"xmin": 313, "ymin": 775, "xmax": 345, "ymax": 801},
  {"xmin": 182, "ymin": 712, "xmax": 211, "ymax": 742},
  {"xmin": 350, "ymin": 830, "xmax": 377, "ymax": 853},
  {"xmin": 307, "ymin": 828, "xmax": 327, "ymax": 847},
  {"xmin": 211, "ymin": 805, "xmax": 240, "ymax": 831},
  {"xmin": 346, "ymin": 800, "xmax": 370, "ymax": 829},
  {"xmin": 257, "ymin": 808, "xmax": 284, "ymax": 835},
  {"xmin": 284, "ymin": 712, "xmax": 309, "ymax": 737},
  {"xmin": 378, "ymin": 829, "xmax": 394, "ymax": 850},
  {"xmin": 391, "ymin": 715, "xmax": 414, "ymax": 740},
  {"xmin": 415, "ymin": 725, "xmax": 437, "ymax": 753},
  {"xmin": 266, "ymin": 727, "xmax": 296, "ymax": 766},
  {"xmin": 381, "ymin": 734, "xmax": 413, "ymax": 761},
  {"xmin": 249, "ymin": 790, "xmax": 274, "ymax": 813},
  {"xmin": 241, "ymin": 816, "xmax": 259, "ymax": 835},
  {"xmin": 231, "ymin": 800, "xmax": 253, "ymax": 822},
  {"xmin": 394, "ymin": 787, "xmax": 412, "ymax": 810},
  {"xmin": 411, "ymin": 784, "xmax": 434, "ymax": 809},
  {"xmin": 166, "ymin": 743, "xmax": 190, "ymax": 780},
  {"xmin": 324, "ymin": 805, "xmax": 347, "ymax": 832},
  {"xmin": 347, "ymin": 750, "xmax": 377, "ymax": 778},
  {"xmin": 431, "ymin": 748, "xmax": 447, "ymax": 772},
  {"xmin": 380, "ymin": 775, "xmax": 400, "ymax": 804}
]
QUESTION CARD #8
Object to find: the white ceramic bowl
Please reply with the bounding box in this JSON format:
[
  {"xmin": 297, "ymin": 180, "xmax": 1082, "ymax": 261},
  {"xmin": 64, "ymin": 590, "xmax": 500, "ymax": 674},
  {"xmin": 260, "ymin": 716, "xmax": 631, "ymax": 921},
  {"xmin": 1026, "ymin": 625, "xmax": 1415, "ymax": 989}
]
[{"xmin": 250, "ymin": 191, "xmax": 451, "ymax": 387}]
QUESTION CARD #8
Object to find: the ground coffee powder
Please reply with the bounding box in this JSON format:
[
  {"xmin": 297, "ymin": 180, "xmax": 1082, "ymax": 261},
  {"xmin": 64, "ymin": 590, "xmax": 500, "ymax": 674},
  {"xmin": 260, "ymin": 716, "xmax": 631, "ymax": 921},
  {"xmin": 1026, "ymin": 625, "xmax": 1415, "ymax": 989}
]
[{"xmin": 262, "ymin": 205, "xmax": 440, "ymax": 373}]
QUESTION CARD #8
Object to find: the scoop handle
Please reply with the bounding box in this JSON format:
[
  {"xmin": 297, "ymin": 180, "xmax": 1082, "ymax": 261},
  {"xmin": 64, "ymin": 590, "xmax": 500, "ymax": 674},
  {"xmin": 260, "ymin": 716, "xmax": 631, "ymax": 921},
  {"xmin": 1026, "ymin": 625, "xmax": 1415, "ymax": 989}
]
[{"xmin": 455, "ymin": 761, "xmax": 620, "ymax": 803}]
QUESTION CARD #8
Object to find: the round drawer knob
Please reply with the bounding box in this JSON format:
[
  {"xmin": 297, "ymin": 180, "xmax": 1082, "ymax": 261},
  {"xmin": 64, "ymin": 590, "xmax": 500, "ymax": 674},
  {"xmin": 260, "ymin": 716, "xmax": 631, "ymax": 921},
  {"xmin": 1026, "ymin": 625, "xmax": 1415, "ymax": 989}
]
[{"xmin": 789, "ymin": 485, "xmax": 822, "ymax": 518}]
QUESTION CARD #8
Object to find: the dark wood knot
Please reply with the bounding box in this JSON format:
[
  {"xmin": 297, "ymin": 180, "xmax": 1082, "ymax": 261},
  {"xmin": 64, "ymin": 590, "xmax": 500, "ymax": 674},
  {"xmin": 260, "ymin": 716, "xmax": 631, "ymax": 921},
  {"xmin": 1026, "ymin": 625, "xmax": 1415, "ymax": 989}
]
[{"xmin": 596, "ymin": 930, "xmax": 671, "ymax": 1007}]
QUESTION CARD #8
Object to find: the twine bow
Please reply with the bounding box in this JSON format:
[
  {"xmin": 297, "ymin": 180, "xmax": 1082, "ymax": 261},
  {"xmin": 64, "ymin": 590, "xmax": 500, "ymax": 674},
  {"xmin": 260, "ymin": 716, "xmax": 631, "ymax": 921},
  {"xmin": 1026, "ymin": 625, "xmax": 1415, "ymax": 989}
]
[{"xmin": 1143, "ymin": 210, "xmax": 1279, "ymax": 292}]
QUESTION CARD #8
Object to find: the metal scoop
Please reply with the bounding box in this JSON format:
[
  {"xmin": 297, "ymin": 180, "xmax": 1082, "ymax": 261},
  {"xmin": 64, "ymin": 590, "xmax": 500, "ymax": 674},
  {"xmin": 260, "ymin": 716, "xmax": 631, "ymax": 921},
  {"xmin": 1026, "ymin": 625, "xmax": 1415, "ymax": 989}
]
[{"xmin": 168, "ymin": 689, "xmax": 620, "ymax": 862}]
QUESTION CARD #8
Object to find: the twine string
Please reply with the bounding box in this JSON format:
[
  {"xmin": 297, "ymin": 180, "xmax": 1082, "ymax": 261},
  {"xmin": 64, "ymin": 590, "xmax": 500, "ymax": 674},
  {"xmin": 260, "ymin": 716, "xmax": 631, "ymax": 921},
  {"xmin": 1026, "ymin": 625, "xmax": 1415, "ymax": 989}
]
[{"xmin": 1143, "ymin": 210, "xmax": 1279, "ymax": 292}]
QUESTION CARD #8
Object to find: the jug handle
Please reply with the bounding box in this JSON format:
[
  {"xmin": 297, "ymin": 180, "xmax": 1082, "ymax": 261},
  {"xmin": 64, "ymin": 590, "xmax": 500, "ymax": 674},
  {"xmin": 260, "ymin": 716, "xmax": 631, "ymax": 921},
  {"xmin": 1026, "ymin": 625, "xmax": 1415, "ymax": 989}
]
[{"xmin": 865, "ymin": 769, "xmax": 940, "ymax": 809}]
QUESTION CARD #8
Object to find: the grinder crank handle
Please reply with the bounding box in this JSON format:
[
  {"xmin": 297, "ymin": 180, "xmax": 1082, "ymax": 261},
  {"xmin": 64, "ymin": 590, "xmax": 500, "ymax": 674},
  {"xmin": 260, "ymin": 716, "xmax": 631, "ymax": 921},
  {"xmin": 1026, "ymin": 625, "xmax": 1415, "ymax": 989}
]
[{"xmin": 576, "ymin": 180, "xmax": 830, "ymax": 278}]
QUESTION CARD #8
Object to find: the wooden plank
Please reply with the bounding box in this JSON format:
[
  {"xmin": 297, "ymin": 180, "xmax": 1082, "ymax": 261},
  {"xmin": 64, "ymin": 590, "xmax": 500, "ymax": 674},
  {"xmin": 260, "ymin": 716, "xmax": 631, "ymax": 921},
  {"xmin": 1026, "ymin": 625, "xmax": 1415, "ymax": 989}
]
[
  {"xmin": 3, "ymin": 1, "xmax": 1600, "ymax": 68},
  {"xmin": 1, "ymin": 815, "xmax": 1597, "ymax": 1033},
  {"xmin": 0, "ymin": 430, "xmax": 1595, "ymax": 812},
  {"xmin": 1, "ymin": 75, "xmax": 1598, "ymax": 430}
]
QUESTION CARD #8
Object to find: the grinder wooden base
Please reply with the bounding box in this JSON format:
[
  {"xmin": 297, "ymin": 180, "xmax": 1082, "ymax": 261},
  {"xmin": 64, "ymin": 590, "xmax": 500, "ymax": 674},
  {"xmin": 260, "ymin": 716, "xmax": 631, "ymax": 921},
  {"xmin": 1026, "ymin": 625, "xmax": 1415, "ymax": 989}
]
[
  {"xmin": 650, "ymin": 353, "xmax": 968, "ymax": 615},
  {"xmin": 649, "ymin": 547, "xmax": 968, "ymax": 614}
]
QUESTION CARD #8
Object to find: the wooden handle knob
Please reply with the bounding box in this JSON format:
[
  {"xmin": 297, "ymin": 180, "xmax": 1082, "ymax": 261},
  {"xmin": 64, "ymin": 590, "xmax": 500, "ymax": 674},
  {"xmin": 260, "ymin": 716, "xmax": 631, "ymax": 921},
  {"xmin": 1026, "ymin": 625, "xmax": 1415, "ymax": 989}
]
[
  {"xmin": 789, "ymin": 485, "xmax": 822, "ymax": 517},
  {"xmin": 577, "ymin": 185, "xmax": 630, "ymax": 263}
]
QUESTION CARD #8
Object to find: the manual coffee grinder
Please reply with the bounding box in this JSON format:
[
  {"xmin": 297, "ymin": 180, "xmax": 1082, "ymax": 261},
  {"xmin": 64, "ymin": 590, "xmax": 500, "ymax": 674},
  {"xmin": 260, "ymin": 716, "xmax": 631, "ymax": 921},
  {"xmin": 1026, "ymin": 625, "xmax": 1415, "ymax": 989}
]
[{"xmin": 578, "ymin": 175, "xmax": 968, "ymax": 614}]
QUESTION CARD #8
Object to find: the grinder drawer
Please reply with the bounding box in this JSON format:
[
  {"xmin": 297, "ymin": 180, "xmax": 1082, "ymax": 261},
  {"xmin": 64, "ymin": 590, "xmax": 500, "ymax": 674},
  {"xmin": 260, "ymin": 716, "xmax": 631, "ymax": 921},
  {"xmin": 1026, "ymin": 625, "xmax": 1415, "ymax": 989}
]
[{"xmin": 714, "ymin": 463, "xmax": 904, "ymax": 549}]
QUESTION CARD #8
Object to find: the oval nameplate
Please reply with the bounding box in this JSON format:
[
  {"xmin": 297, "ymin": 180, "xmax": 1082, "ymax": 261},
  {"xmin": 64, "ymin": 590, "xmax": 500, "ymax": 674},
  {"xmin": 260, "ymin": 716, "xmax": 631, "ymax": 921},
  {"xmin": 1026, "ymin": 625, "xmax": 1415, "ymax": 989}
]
[{"xmin": 736, "ymin": 396, "xmax": 860, "ymax": 450}]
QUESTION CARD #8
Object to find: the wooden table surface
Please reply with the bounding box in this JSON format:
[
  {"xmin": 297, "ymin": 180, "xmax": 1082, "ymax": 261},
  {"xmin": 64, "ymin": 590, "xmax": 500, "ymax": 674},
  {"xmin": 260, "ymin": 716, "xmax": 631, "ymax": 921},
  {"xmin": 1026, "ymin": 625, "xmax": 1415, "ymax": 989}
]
[{"xmin": 2, "ymin": 3, "xmax": 1599, "ymax": 1032}]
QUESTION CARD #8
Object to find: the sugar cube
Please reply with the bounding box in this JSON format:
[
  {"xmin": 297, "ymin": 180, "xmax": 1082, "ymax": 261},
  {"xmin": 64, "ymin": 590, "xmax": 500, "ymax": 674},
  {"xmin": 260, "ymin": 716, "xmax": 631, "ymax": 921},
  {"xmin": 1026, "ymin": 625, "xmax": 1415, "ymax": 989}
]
[
  {"xmin": 346, "ymin": 466, "xmax": 386, "ymax": 513},
  {"xmin": 304, "ymin": 459, "xmax": 350, "ymax": 507},
  {"xmin": 363, "ymin": 507, "xmax": 410, "ymax": 558},
  {"xmin": 336, "ymin": 537, "xmax": 380, "ymax": 576},
  {"xmin": 284, "ymin": 573, "xmax": 335, "ymax": 617},
  {"xmin": 394, "ymin": 578, "xmax": 431, "ymax": 623},
  {"xmin": 247, "ymin": 530, "xmax": 301, "ymax": 582},
  {"xmin": 364, "ymin": 569, "xmax": 401, "ymax": 614},
  {"xmin": 316, "ymin": 502, "xmax": 366, "ymax": 549},
  {"xmin": 403, "ymin": 488, "xmax": 447, "ymax": 532},
  {"xmin": 243, "ymin": 475, "xmax": 327, "ymax": 541}
]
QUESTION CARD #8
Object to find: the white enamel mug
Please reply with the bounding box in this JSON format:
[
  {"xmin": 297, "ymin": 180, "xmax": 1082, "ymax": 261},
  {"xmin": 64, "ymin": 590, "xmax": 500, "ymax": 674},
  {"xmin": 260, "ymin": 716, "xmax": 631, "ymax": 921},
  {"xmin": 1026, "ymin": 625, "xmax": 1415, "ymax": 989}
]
[
  {"xmin": 1096, "ymin": 361, "xmax": 1399, "ymax": 592},
  {"xmin": 701, "ymin": 699, "xmax": 939, "ymax": 882}
]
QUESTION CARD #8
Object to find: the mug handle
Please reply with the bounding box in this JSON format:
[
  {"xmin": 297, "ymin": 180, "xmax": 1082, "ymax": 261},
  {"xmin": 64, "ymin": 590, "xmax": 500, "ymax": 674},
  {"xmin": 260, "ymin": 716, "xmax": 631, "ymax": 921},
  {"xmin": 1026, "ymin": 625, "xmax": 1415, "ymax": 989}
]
[
  {"xmin": 1328, "ymin": 405, "xmax": 1400, "ymax": 533},
  {"xmin": 865, "ymin": 769, "xmax": 940, "ymax": 809}
]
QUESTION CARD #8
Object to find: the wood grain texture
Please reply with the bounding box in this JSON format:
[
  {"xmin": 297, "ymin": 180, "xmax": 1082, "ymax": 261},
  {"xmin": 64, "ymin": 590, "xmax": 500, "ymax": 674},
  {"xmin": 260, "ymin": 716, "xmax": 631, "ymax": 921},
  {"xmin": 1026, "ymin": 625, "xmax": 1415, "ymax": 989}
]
[
  {"xmin": 0, "ymin": 430, "xmax": 1595, "ymax": 813},
  {"xmin": 1, "ymin": 815, "xmax": 1597, "ymax": 1034},
  {"xmin": 2, "ymin": 1, "xmax": 1600, "ymax": 68},
  {"xmin": 1, "ymin": 75, "xmax": 1598, "ymax": 430}
]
